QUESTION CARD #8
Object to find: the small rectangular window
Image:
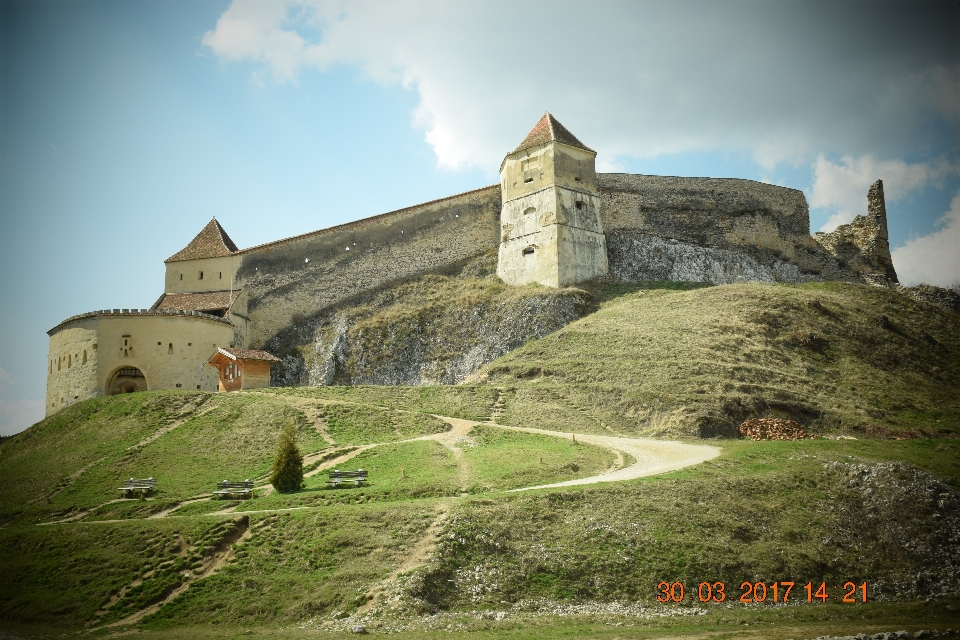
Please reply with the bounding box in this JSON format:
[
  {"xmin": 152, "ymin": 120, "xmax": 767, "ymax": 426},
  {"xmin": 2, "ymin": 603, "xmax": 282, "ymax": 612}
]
[
  {"xmin": 198, "ymin": 271, "xmax": 204, "ymax": 280},
  {"xmin": 524, "ymin": 177, "xmax": 533, "ymax": 184},
  {"xmin": 176, "ymin": 383, "xmax": 182, "ymax": 388}
]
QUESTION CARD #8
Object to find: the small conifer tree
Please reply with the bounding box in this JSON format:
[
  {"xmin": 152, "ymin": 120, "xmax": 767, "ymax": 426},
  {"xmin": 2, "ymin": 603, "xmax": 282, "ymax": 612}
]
[{"xmin": 270, "ymin": 422, "xmax": 303, "ymax": 493}]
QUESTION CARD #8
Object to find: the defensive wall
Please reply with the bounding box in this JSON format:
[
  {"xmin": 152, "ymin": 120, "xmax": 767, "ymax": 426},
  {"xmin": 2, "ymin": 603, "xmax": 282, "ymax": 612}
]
[
  {"xmin": 232, "ymin": 185, "xmax": 502, "ymax": 348},
  {"xmin": 597, "ymin": 174, "xmax": 893, "ymax": 286},
  {"xmin": 226, "ymin": 173, "xmax": 893, "ymax": 352}
]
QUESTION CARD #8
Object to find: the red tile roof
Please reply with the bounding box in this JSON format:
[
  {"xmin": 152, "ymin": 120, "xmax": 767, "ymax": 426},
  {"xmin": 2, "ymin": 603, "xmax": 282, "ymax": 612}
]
[
  {"xmin": 152, "ymin": 290, "xmax": 236, "ymax": 313},
  {"xmin": 218, "ymin": 348, "xmax": 281, "ymax": 362},
  {"xmin": 512, "ymin": 113, "xmax": 594, "ymax": 155},
  {"xmin": 166, "ymin": 218, "xmax": 239, "ymax": 263}
]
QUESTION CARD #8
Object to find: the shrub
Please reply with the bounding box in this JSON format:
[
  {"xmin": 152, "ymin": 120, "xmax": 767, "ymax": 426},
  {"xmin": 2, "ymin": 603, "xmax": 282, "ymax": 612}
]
[{"xmin": 269, "ymin": 423, "xmax": 303, "ymax": 493}]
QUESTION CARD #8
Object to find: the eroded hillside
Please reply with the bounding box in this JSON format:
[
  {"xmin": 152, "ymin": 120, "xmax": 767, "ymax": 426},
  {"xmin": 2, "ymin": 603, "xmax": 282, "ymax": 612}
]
[{"xmin": 264, "ymin": 251, "xmax": 594, "ymax": 386}]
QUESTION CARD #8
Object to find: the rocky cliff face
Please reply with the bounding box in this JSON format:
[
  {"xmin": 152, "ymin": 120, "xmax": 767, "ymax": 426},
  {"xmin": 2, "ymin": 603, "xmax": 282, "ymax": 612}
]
[
  {"xmin": 264, "ymin": 254, "xmax": 593, "ymax": 387},
  {"xmin": 606, "ymin": 230, "xmax": 822, "ymax": 284}
]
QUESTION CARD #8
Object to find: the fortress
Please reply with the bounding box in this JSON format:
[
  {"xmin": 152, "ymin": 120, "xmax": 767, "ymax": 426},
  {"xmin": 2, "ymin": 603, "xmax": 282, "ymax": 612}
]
[{"xmin": 45, "ymin": 114, "xmax": 897, "ymax": 415}]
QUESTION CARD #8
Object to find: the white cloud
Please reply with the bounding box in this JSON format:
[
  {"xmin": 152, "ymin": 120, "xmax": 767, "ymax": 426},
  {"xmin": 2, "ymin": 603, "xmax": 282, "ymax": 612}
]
[
  {"xmin": 0, "ymin": 396, "xmax": 44, "ymax": 437},
  {"xmin": 203, "ymin": 0, "xmax": 960, "ymax": 172},
  {"xmin": 892, "ymin": 189, "xmax": 960, "ymax": 287},
  {"xmin": 810, "ymin": 155, "xmax": 959, "ymax": 232}
]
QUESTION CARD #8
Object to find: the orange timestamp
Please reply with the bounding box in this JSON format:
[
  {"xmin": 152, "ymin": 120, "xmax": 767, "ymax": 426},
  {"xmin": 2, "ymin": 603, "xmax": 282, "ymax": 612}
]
[{"xmin": 656, "ymin": 581, "xmax": 868, "ymax": 604}]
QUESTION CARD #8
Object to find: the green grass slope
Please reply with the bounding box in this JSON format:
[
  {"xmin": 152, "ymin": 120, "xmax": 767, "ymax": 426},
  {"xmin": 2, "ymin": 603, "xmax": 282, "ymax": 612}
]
[
  {"xmin": 0, "ymin": 392, "xmax": 326, "ymax": 524},
  {"xmin": 479, "ymin": 281, "xmax": 960, "ymax": 438},
  {"xmin": 1, "ymin": 280, "xmax": 959, "ymax": 637}
]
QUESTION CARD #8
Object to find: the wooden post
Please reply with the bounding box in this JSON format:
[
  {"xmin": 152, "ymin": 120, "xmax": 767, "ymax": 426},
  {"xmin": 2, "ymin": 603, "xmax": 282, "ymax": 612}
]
[
  {"xmin": 401, "ymin": 468, "xmax": 407, "ymax": 478},
  {"xmin": 539, "ymin": 456, "xmax": 543, "ymax": 464},
  {"xmin": 572, "ymin": 433, "xmax": 576, "ymax": 444}
]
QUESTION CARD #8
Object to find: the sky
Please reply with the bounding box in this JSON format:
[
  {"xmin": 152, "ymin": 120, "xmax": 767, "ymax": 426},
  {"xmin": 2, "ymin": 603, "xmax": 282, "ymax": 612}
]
[{"xmin": 1, "ymin": 0, "xmax": 958, "ymax": 436}]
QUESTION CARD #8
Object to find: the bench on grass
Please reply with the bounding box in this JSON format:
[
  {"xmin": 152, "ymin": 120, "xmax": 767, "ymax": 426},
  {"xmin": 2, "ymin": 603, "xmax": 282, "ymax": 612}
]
[
  {"xmin": 326, "ymin": 469, "xmax": 367, "ymax": 487},
  {"xmin": 214, "ymin": 479, "xmax": 255, "ymax": 499},
  {"xmin": 118, "ymin": 477, "xmax": 156, "ymax": 498}
]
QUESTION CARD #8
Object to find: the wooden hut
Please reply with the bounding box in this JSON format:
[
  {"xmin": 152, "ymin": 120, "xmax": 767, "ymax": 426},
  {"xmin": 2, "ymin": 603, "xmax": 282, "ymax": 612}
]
[{"xmin": 205, "ymin": 348, "xmax": 280, "ymax": 392}]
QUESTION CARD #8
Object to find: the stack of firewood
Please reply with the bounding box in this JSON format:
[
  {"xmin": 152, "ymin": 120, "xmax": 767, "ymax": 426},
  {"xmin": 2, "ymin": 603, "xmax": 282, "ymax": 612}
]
[{"xmin": 739, "ymin": 417, "xmax": 817, "ymax": 441}]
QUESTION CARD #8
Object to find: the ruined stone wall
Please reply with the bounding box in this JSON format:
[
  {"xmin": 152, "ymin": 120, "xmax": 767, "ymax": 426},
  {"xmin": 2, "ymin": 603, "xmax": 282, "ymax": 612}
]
[
  {"xmin": 596, "ymin": 173, "xmax": 886, "ymax": 285},
  {"xmin": 812, "ymin": 179, "xmax": 899, "ymax": 286},
  {"xmin": 237, "ymin": 186, "xmax": 502, "ymax": 349}
]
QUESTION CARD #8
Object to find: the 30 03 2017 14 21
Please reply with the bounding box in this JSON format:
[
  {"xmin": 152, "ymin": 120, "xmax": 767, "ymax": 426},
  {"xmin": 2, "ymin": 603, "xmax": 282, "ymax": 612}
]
[{"xmin": 656, "ymin": 581, "xmax": 868, "ymax": 604}]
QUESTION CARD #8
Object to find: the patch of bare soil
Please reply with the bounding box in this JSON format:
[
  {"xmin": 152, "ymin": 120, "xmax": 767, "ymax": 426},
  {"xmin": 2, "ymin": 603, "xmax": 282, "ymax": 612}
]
[{"xmin": 264, "ymin": 395, "xmax": 335, "ymax": 445}]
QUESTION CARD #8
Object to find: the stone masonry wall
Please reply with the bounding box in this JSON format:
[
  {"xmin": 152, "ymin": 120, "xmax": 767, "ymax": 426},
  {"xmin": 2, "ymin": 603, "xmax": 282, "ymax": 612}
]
[
  {"xmin": 596, "ymin": 173, "xmax": 884, "ymax": 285},
  {"xmin": 238, "ymin": 186, "xmax": 502, "ymax": 349},
  {"xmin": 812, "ymin": 179, "xmax": 899, "ymax": 286}
]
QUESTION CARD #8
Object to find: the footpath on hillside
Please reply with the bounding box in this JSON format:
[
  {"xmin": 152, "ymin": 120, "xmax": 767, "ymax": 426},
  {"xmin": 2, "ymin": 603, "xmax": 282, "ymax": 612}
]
[{"xmin": 432, "ymin": 416, "xmax": 721, "ymax": 491}]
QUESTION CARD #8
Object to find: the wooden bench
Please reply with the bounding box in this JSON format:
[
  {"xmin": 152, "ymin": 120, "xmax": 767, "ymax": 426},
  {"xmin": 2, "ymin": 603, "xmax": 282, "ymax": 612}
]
[
  {"xmin": 118, "ymin": 477, "xmax": 156, "ymax": 498},
  {"xmin": 326, "ymin": 469, "xmax": 368, "ymax": 487},
  {"xmin": 214, "ymin": 479, "xmax": 255, "ymax": 499}
]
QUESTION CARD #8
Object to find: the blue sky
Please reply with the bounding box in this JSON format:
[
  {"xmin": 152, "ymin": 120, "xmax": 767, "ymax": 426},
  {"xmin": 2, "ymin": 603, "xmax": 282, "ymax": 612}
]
[{"xmin": 2, "ymin": 0, "xmax": 958, "ymax": 435}]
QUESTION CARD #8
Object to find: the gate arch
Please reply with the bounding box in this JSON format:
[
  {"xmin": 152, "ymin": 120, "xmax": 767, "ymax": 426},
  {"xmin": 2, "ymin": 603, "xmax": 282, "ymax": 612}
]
[{"xmin": 108, "ymin": 366, "xmax": 147, "ymax": 395}]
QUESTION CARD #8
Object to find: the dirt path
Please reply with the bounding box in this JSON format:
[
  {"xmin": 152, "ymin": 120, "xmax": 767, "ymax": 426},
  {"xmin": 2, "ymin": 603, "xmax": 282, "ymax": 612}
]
[
  {"xmin": 497, "ymin": 425, "xmax": 720, "ymax": 491},
  {"xmin": 430, "ymin": 417, "xmax": 720, "ymax": 492},
  {"xmin": 147, "ymin": 496, "xmax": 211, "ymax": 519},
  {"xmin": 426, "ymin": 418, "xmax": 474, "ymax": 492},
  {"xmin": 270, "ymin": 395, "xmax": 336, "ymax": 445},
  {"xmin": 355, "ymin": 500, "xmax": 451, "ymax": 616},
  {"xmin": 100, "ymin": 516, "xmax": 250, "ymax": 628},
  {"xmin": 126, "ymin": 394, "xmax": 214, "ymax": 451}
]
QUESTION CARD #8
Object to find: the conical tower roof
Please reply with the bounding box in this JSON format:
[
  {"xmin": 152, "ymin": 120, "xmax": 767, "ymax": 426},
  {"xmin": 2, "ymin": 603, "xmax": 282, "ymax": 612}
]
[
  {"xmin": 165, "ymin": 218, "xmax": 239, "ymax": 263},
  {"xmin": 511, "ymin": 112, "xmax": 594, "ymax": 155}
]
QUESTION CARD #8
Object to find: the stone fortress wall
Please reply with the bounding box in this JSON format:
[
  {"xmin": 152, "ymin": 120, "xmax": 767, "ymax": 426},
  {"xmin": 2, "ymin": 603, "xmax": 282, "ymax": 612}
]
[
  {"xmin": 44, "ymin": 113, "xmax": 899, "ymax": 416},
  {"xmin": 233, "ymin": 173, "xmax": 894, "ymax": 355},
  {"xmin": 597, "ymin": 173, "xmax": 893, "ymax": 286},
  {"xmin": 45, "ymin": 310, "xmax": 234, "ymax": 414},
  {"xmin": 233, "ymin": 185, "xmax": 502, "ymax": 348}
]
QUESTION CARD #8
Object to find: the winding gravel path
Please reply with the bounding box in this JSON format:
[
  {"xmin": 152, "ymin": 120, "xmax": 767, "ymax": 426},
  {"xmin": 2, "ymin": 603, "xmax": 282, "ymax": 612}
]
[{"xmin": 434, "ymin": 417, "xmax": 721, "ymax": 491}]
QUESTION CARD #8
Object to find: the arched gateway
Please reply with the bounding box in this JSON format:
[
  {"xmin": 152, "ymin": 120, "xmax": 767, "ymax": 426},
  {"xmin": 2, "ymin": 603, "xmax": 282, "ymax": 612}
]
[{"xmin": 109, "ymin": 367, "xmax": 147, "ymax": 395}]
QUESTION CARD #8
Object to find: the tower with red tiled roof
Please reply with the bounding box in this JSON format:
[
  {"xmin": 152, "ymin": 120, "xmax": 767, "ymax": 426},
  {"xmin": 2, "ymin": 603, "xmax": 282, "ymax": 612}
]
[
  {"xmin": 497, "ymin": 113, "xmax": 609, "ymax": 287},
  {"xmin": 162, "ymin": 218, "xmax": 245, "ymax": 299}
]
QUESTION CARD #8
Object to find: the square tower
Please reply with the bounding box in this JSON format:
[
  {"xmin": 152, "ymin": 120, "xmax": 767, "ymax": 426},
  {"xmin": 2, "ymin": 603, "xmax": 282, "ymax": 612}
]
[{"xmin": 497, "ymin": 113, "xmax": 608, "ymax": 287}]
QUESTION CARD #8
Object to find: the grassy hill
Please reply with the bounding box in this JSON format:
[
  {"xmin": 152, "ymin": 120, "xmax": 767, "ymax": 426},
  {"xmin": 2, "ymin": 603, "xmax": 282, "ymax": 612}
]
[
  {"xmin": 479, "ymin": 281, "xmax": 960, "ymax": 438},
  {"xmin": 1, "ymin": 280, "xmax": 958, "ymax": 638}
]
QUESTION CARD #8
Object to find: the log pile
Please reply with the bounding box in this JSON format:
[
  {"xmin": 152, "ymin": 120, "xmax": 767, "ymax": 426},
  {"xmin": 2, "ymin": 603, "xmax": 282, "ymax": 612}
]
[{"xmin": 739, "ymin": 417, "xmax": 817, "ymax": 441}]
